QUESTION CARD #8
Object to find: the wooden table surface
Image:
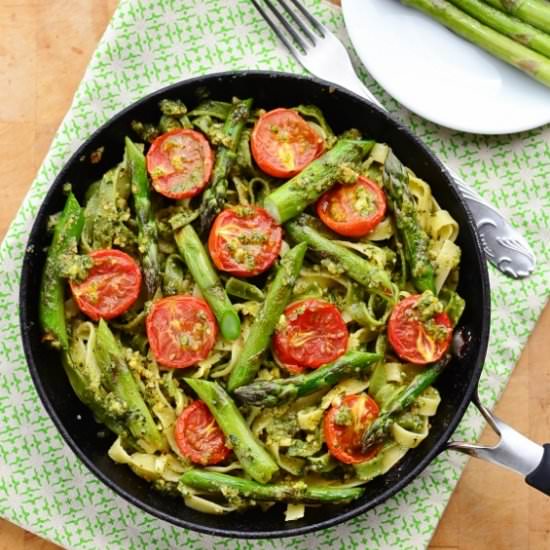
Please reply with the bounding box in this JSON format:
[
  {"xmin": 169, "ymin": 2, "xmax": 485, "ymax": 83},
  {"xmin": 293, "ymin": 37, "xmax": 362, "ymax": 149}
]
[{"xmin": 1, "ymin": 1, "xmax": 549, "ymax": 549}]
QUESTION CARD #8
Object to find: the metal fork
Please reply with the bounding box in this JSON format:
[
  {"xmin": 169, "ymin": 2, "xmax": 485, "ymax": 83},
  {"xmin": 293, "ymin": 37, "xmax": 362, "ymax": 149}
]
[{"xmin": 250, "ymin": 0, "xmax": 536, "ymax": 279}]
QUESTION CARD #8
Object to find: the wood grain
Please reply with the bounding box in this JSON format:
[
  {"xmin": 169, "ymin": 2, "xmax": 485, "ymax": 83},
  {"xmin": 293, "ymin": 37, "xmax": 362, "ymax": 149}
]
[{"xmin": 0, "ymin": 1, "xmax": 548, "ymax": 549}]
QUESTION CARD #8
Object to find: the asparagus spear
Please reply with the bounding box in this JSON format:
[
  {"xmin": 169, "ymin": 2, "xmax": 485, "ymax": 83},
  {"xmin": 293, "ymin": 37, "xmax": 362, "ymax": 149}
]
[
  {"xmin": 401, "ymin": 0, "xmax": 550, "ymax": 88},
  {"xmin": 125, "ymin": 137, "xmax": 160, "ymax": 298},
  {"xmin": 175, "ymin": 224, "xmax": 241, "ymax": 340},
  {"xmin": 180, "ymin": 469, "xmax": 364, "ymax": 504},
  {"xmin": 226, "ymin": 242, "xmax": 307, "ymax": 392},
  {"xmin": 199, "ymin": 98, "xmax": 253, "ymax": 233},
  {"xmin": 62, "ymin": 352, "xmax": 131, "ymax": 441},
  {"xmin": 234, "ymin": 351, "xmax": 381, "ymax": 407},
  {"xmin": 94, "ymin": 319, "xmax": 165, "ymax": 452},
  {"xmin": 483, "ymin": 0, "xmax": 550, "ymax": 34},
  {"xmin": 361, "ymin": 355, "xmax": 451, "ymax": 451},
  {"xmin": 188, "ymin": 100, "xmax": 232, "ymax": 120},
  {"xmin": 162, "ymin": 254, "xmax": 190, "ymax": 296},
  {"xmin": 285, "ymin": 215, "xmax": 395, "ymax": 300},
  {"xmin": 264, "ymin": 139, "xmax": 374, "ymax": 224},
  {"xmin": 382, "ymin": 151, "xmax": 436, "ymax": 294},
  {"xmin": 450, "ymin": 0, "xmax": 550, "ymax": 57},
  {"xmin": 225, "ymin": 277, "xmax": 265, "ymax": 301},
  {"xmin": 184, "ymin": 378, "xmax": 279, "ymax": 484},
  {"xmin": 39, "ymin": 192, "xmax": 84, "ymax": 350}
]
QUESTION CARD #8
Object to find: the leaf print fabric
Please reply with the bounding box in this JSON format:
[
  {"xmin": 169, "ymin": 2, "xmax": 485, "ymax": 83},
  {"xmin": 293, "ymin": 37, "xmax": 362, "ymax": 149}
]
[{"xmin": 0, "ymin": 1, "xmax": 548, "ymax": 549}]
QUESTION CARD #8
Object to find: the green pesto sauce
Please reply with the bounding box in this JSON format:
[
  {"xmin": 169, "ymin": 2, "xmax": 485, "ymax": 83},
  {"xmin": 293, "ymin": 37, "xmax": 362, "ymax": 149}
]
[
  {"xmin": 413, "ymin": 291, "xmax": 443, "ymax": 322},
  {"xmin": 397, "ymin": 412, "xmax": 424, "ymax": 433},
  {"xmin": 57, "ymin": 253, "xmax": 93, "ymax": 282},
  {"xmin": 333, "ymin": 404, "xmax": 353, "ymax": 427},
  {"xmin": 351, "ymin": 184, "xmax": 376, "ymax": 217},
  {"xmin": 159, "ymin": 98, "xmax": 187, "ymax": 117},
  {"xmin": 412, "ymin": 292, "xmax": 450, "ymax": 342}
]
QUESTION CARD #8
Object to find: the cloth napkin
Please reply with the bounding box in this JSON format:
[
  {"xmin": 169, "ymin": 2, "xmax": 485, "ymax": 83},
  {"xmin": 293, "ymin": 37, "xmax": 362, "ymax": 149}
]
[{"xmin": 0, "ymin": 1, "xmax": 548, "ymax": 549}]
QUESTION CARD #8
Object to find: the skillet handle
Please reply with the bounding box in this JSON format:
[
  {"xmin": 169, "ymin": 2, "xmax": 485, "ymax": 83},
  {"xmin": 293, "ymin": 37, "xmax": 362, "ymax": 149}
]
[
  {"xmin": 525, "ymin": 445, "xmax": 550, "ymax": 495},
  {"xmin": 446, "ymin": 391, "xmax": 550, "ymax": 496}
]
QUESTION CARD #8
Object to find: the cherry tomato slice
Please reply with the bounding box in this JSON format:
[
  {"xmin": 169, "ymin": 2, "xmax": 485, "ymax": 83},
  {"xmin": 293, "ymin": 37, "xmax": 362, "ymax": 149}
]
[
  {"xmin": 70, "ymin": 249, "xmax": 142, "ymax": 321},
  {"xmin": 273, "ymin": 299, "xmax": 348, "ymax": 371},
  {"xmin": 251, "ymin": 108, "xmax": 324, "ymax": 178},
  {"xmin": 146, "ymin": 296, "xmax": 217, "ymax": 368},
  {"xmin": 324, "ymin": 393, "xmax": 381, "ymax": 464},
  {"xmin": 146, "ymin": 129, "xmax": 214, "ymax": 199},
  {"xmin": 388, "ymin": 294, "xmax": 452, "ymax": 365},
  {"xmin": 174, "ymin": 400, "xmax": 230, "ymax": 465},
  {"xmin": 316, "ymin": 176, "xmax": 387, "ymax": 238},
  {"xmin": 208, "ymin": 206, "xmax": 282, "ymax": 277}
]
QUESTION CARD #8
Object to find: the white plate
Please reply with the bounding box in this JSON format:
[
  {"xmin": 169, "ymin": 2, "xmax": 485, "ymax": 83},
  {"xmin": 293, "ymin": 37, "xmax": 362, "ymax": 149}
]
[{"xmin": 341, "ymin": 0, "xmax": 550, "ymax": 134}]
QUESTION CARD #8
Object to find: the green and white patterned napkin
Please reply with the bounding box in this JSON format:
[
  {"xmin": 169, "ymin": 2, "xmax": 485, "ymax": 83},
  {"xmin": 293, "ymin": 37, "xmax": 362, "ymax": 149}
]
[{"xmin": 0, "ymin": 1, "xmax": 548, "ymax": 548}]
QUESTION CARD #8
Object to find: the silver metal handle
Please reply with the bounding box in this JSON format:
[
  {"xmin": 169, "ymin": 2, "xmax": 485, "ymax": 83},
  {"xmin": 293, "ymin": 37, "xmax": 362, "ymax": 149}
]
[
  {"xmin": 342, "ymin": 72, "xmax": 536, "ymax": 279},
  {"xmin": 447, "ymin": 391, "xmax": 544, "ymax": 477}
]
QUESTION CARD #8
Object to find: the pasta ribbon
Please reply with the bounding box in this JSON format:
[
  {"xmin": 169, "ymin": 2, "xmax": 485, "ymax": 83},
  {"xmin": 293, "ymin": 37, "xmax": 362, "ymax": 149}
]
[
  {"xmin": 353, "ymin": 442, "xmax": 409, "ymax": 482},
  {"xmin": 320, "ymin": 378, "xmax": 370, "ymax": 410},
  {"xmin": 392, "ymin": 416, "xmax": 429, "ymax": 448},
  {"xmin": 183, "ymin": 494, "xmax": 238, "ymax": 515},
  {"xmin": 429, "ymin": 209, "xmax": 459, "ymax": 245},
  {"xmin": 408, "ymin": 174, "xmax": 433, "ymax": 231},
  {"xmin": 434, "ymin": 239, "xmax": 461, "ymax": 294},
  {"xmin": 414, "ymin": 387, "xmax": 441, "ymax": 416},
  {"xmin": 366, "ymin": 217, "xmax": 394, "ymax": 241},
  {"xmin": 108, "ymin": 437, "xmax": 187, "ymax": 482}
]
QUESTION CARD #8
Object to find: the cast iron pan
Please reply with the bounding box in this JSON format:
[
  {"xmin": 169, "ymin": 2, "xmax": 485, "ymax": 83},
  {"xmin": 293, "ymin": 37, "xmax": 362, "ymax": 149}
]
[{"xmin": 20, "ymin": 71, "xmax": 491, "ymax": 538}]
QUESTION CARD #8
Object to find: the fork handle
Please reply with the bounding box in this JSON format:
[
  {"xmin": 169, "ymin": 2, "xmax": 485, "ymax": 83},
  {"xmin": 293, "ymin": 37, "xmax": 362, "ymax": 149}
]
[
  {"xmin": 344, "ymin": 74, "xmax": 535, "ymax": 279},
  {"xmin": 343, "ymin": 77, "xmax": 385, "ymax": 110},
  {"xmin": 448, "ymin": 170, "xmax": 535, "ymax": 278}
]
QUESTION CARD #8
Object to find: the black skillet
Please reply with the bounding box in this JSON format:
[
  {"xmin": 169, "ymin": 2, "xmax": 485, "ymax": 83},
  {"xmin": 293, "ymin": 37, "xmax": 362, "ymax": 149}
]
[{"xmin": 19, "ymin": 72, "xmax": 550, "ymax": 539}]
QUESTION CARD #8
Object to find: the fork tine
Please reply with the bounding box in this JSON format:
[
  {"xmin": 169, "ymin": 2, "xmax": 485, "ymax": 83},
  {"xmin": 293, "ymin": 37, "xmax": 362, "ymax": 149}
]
[
  {"xmin": 288, "ymin": 0, "xmax": 327, "ymax": 37},
  {"xmin": 275, "ymin": 0, "xmax": 317, "ymax": 45},
  {"xmin": 260, "ymin": 0, "xmax": 309, "ymax": 52},
  {"xmin": 251, "ymin": 0, "xmax": 305, "ymax": 59}
]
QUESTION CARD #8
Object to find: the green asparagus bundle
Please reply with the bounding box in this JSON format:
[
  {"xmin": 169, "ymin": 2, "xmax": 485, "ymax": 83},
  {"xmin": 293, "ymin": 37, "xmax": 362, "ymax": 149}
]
[
  {"xmin": 483, "ymin": 0, "xmax": 550, "ymax": 34},
  {"xmin": 361, "ymin": 355, "xmax": 451, "ymax": 451},
  {"xmin": 125, "ymin": 137, "xmax": 160, "ymax": 298},
  {"xmin": 39, "ymin": 192, "xmax": 84, "ymax": 350},
  {"xmin": 234, "ymin": 351, "xmax": 381, "ymax": 407},
  {"xmin": 175, "ymin": 224, "xmax": 241, "ymax": 340},
  {"xmin": 264, "ymin": 139, "xmax": 374, "ymax": 224},
  {"xmin": 382, "ymin": 151, "xmax": 436, "ymax": 294},
  {"xmin": 199, "ymin": 98, "xmax": 253, "ymax": 233},
  {"xmin": 402, "ymin": 0, "xmax": 550, "ymax": 88},
  {"xmin": 184, "ymin": 378, "xmax": 279, "ymax": 484},
  {"xmin": 285, "ymin": 215, "xmax": 395, "ymax": 300},
  {"xmin": 180, "ymin": 469, "xmax": 364, "ymax": 504},
  {"xmin": 226, "ymin": 242, "xmax": 308, "ymax": 392},
  {"xmin": 450, "ymin": 0, "xmax": 550, "ymax": 57}
]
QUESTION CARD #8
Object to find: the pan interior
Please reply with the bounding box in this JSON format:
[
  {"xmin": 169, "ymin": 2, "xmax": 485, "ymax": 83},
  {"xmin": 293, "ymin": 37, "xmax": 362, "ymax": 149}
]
[{"xmin": 20, "ymin": 72, "xmax": 490, "ymax": 538}]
